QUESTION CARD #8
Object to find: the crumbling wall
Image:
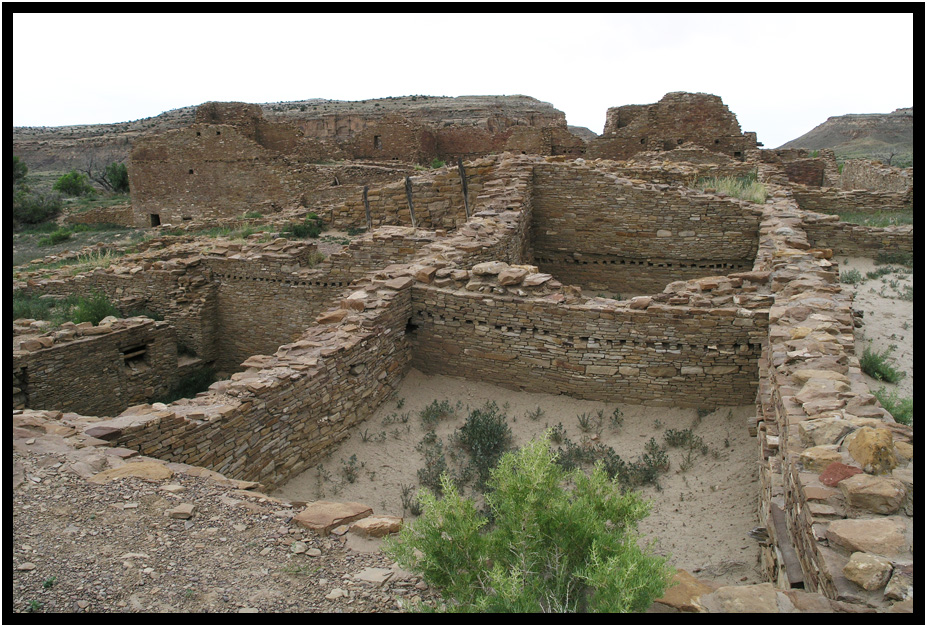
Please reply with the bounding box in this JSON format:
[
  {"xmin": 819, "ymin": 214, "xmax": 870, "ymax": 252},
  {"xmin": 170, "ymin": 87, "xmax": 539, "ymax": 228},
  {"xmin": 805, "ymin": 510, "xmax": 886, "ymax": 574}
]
[
  {"xmin": 531, "ymin": 162, "xmax": 761, "ymax": 294},
  {"xmin": 13, "ymin": 319, "xmax": 178, "ymax": 416},
  {"xmin": 791, "ymin": 186, "xmax": 912, "ymax": 214},
  {"xmin": 838, "ymin": 160, "xmax": 913, "ymax": 193},
  {"xmin": 782, "ymin": 159, "xmax": 827, "ymax": 186},
  {"xmin": 65, "ymin": 204, "xmax": 135, "ymax": 228},
  {"xmin": 587, "ymin": 92, "xmax": 757, "ymax": 161},
  {"xmin": 800, "ymin": 215, "xmax": 914, "ymax": 257},
  {"xmin": 346, "ymin": 116, "xmax": 437, "ymax": 164}
]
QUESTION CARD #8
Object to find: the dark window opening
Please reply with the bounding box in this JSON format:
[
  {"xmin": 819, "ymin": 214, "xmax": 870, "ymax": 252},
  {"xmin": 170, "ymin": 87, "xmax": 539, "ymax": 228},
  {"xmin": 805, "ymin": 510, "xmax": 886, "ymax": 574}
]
[
  {"xmin": 189, "ymin": 169, "xmax": 194, "ymax": 174},
  {"xmin": 677, "ymin": 139, "xmax": 684, "ymax": 145},
  {"xmin": 714, "ymin": 139, "xmax": 720, "ymax": 144},
  {"xmin": 196, "ymin": 131, "xmax": 201, "ymax": 136},
  {"xmin": 733, "ymin": 151, "xmax": 742, "ymax": 158},
  {"xmin": 374, "ymin": 135, "xmax": 382, "ymax": 150},
  {"xmin": 182, "ymin": 216, "xmax": 192, "ymax": 221},
  {"xmin": 122, "ymin": 344, "xmax": 149, "ymax": 370},
  {"xmin": 640, "ymin": 137, "xmax": 647, "ymax": 145},
  {"xmin": 150, "ymin": 214, "xmax": 161, "ymax": 227},
  {"xmin": 216, "ymin": 130, "xmax": 221, "ymax": 136}
]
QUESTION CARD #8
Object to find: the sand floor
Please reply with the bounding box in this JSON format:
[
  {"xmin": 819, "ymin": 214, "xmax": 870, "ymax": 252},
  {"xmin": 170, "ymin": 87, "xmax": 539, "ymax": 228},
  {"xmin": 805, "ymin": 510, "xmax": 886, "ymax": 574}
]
[{"xmin": 274, "ymin": 369, "xmax": 764, "ymax": 586}]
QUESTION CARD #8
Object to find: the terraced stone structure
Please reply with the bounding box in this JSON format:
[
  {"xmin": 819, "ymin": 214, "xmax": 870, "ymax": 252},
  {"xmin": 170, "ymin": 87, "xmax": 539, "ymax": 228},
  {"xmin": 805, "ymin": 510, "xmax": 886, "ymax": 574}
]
[{"xmin": 13, "ymin": 96, "xmax": 915, "ymax": 613}]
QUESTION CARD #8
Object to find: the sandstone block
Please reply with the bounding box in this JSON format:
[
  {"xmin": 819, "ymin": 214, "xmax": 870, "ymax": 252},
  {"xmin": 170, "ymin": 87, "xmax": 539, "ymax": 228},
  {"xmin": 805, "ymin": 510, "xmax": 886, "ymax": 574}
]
[
  {"xmin": 586, "ymin": 365, "xmax": 618, "ymax": 376},
  {"xmin": 316, "ymin": 309, "xmax": 350, "ymax": 324},
  {"xmin": 350, "ymin": 515, "xmax": 403, "ymax": 538},
  {"xmin": 89, "ymin": 461, "xmax": 173, "ymax": 483},
  {"xmin": 819, "ymin": 462, "xmax": 862, "ymax": 487},
  {"xmin": 647, "ymin": 366, "xmax": 677, "ymax": 378},
  {"xmin": 884, "ymin": 569, "xmax": 913, "ymax": 601},
  {"xmin": 893, "ymin": 441, "xmax": 913, "ymax": 461},
  {"xmin": 497, "ymin": 267, "xmax": 528, "ymax": 286},
  {"xmin": 799, "ymin": 416, "xmax": 855, "ymax": 447},
  {"xmin": 845, "ymin": 427, "xmax": 897, "ymax": 474},
  {"xmin": 383, "ymin": 277, "xmax": 414, "ymax": 290},
  {"xmin": 791, "ymin": 369, "xmax": 850, "ymax": 385},
  {"xmin": 825, "ymin": 517, "xmax": 909, "ymax": 557},
  {"xmin": 413, "ymin": 266, "xmax": 437, "ymax": 283},
  {"xmin": 696, "ymin": 583, "xmax": 779, "ymax": 613},
  {"xmin": 168, "ymin": 503, "xmax": 196, "ymax": 519},
  {"xmin": 842, "ymin": 552, "xmax": 892, "ymax": 590},
  {"xmin": 839, "ymin": 473, "xmax": 905, "ymax": 514},
  {"xmin": 471, "ymin": 261, "xmax": 508, "ymax": 276},
  {"xmin": 628, "ymin": 296, "xmax": 652, "ymax": 309},
  {"xmin": 655, "ymin": 569, "xmax": 717, "ymax": 612},
  {"xmin": 294, "ymin": 501, "xmax": 373, "ymax": 535},
  {"xmin": 800, "ymin": 446, "xmax": 843, "ymax": 472}
]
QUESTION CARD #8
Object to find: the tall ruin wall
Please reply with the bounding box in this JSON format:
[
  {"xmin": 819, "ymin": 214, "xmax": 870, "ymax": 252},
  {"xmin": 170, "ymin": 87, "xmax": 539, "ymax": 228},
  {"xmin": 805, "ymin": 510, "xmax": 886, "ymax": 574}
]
[
  {"xmin": 800, "ymin": 216, "xmax": 914, "ymax": 258},
  {"xmin": 587, "ymin": 92, "xmax": 758, "ymax": 161},
  {"xmin": 13, "ymin": 319, "xmax": 178, "ymax": 416},
  {"xmin": 530, "ymin": 163, "xmax": 761, "ymax": 294}
]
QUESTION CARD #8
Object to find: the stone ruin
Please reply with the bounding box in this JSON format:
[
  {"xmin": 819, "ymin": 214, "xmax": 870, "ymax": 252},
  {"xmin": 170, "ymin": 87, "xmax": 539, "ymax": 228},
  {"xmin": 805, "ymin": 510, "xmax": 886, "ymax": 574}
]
[{"xmin": 12, "ymin": 92, "xmax": 915, "ymax": 613}]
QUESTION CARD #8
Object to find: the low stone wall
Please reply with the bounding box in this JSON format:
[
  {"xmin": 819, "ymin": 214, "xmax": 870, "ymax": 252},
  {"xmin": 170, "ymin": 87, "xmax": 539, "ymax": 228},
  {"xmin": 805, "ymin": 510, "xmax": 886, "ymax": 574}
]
[
  {"xmin": 751, "ymin": 188, "xmax": 914, "ymax": 607},
  {"xmin": 13, "ymin": 318, "xmax": 178, "ymax": 416},
  {"xmin": 65, "ymin": 204, "xmax": 135, "ymax": 228},
  {"xmin": 791, "ymin": 186, "xmax": 911, "ymax": 215},
  {"xmin": 838, "ymin": 160, "xmax": 912, "ymax": 193},
  {"xmin": 800, "ymin": 215, "xmax": 914, "ymax": 257}
]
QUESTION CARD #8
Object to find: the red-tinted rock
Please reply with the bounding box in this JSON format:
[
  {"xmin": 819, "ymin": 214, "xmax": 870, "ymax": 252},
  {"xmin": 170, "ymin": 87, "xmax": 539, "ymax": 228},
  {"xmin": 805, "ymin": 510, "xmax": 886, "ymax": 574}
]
[{"xmin": 819, "ymin": 462, "xmax": 862, "ymax": 487}]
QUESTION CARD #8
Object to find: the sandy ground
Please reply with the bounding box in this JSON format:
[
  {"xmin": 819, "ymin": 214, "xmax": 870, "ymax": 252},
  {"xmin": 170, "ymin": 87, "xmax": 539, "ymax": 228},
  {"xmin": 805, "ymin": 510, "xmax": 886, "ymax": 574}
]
[
  {"xmin": 274, "ymin": 369, "xmax": 763, "ymax": 586},
  {"xmin": 839, "ymin": 257, "xmax": 914, "ymax": 399}
]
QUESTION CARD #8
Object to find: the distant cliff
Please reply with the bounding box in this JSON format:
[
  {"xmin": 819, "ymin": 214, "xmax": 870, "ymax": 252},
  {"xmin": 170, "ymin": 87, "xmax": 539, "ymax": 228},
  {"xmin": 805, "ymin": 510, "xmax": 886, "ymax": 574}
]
[{"xmin": 778, "ymin": 108, "xmax": 913, "ymax": 167}]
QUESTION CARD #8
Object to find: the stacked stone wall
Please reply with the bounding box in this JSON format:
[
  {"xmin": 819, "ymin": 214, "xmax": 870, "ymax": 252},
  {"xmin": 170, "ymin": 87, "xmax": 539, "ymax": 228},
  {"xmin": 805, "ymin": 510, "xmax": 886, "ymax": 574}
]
[
  {"xmin": 782, "ymin": 159, "xmax": 826, "ymax": 186},
  {"xmin": 13, "ymin": 319, "xmax": 178, "ymax": 416},
  {"xmin": 65, "ymin": 204, "xmax": 135, "ymax": 228},
  {"xmin": 791, "ymin": 186, "xmax": 911, "ymax": 215},
  {"xmin": 531, "ymin": 162, "xmax": 761, "ymax": 294},
  {"xmin": 800, "ymin": 216, "xmax": 914, "ymax": 257},
  {"xmin": 409, "ymin": 282, "xmax": 766, "ymax": 407},
  {"xmin": 751, "ymin": 187, "xmax": 913, "ymax": 606},
  {"xmin": 838, "ymin": 160, "xmax": 912, "ymax": 193}
]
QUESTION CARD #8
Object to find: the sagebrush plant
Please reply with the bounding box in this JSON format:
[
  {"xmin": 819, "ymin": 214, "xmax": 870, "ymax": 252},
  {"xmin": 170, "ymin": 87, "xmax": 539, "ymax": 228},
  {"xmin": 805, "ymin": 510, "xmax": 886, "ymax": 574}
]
[
  {"xmin": 873, "ymin": 387, "xmax": 913, "ymax": 426},
  {"xmin": 859, "ymin": 344, "xmax": 905, "ymax": 383},
  {"xmin": 453, "ymin": 401, "xmax": 513, "ymax": 488},
  {"xmin": 695, "ymin": 171, "xmax": 767, "ymax": 204},
  {"xmin": 839, "ymin": 269, "xmax": 863, "ymax": 285},
  {"xmin": 384, "ymin": 437, "xmax": 673, "ymax": 613}
]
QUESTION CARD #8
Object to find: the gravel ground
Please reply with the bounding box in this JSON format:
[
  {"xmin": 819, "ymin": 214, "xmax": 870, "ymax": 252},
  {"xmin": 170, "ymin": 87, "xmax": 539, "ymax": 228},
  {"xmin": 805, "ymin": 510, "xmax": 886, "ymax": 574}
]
[{"xmin": 12, "ymin": 447, "xmax": 443, "ymax": 615}]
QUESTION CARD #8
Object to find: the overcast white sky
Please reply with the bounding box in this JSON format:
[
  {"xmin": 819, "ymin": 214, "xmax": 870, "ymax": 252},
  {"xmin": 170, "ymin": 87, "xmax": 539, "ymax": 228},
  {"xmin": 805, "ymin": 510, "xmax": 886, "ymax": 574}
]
[{"xmin": 13, "ymin": 12, "xmax": 915, "ymax": 148}]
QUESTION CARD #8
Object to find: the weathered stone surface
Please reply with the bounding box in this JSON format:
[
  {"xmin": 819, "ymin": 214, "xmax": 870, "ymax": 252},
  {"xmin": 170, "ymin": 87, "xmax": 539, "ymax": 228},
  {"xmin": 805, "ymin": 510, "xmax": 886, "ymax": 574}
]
[
  {"xmin": 842, "ymin": 552, "xmax": 892, "ymax": 590},
  {"xmin": 697, "ymin": 583, "xmax": 779, "ymax": 613},
  {"xmin": 654, "ymin": 569, "xmax": 717, "ymax": 612},
  {"xmin": 471, "ymin": 261, "xmax": 508, "ymax": 276},
  {"xmin": 884, "ymin": 569, "xmax": 913, "ymax": 600},
  {"xmin": 351, "ymin": 567, "xmax": 393, "ymax": 584},
  {"xmin": 88, "ymin": 461, "xmax": 173, "ymax": 483},
  {"xmin": 349, "ymin": 515, "xmax": 403, "ymax": 538},
  {"xmin": 819, "ymin": 462, "xmax": 863, "ymax": 487},
  {"xmin": 893, "ymin": 441, "xmax": 913, "ymax": 461},
  {"xmin": 799, "ymin": 416, "xmax": 854, "ymax": 447},
  {"xmin": 825, "ymin": 517, "xmax": 909, "ymax": 557},
  {"xmin": 800, "ymin": 445, "xmax": 843, "ymax": 472},
  {"xmin": 168, "ymin": 503, "xmax": 196, "ymax": 519},
  {"xmin": 791, "ymin": 369, "xmax": 851, "ymax": 385},
  {"xmin": 522, "ymin": 272, "xmax": 552, "ymax": 287},
  {"xmin": 293, "ymin": 501, "xmax": 373, "ymax": 535},
  {"xmin": 838, "ymin": 474, "xmax": 905, "ymax": 514},
  {"xmin": 497, "ymin": 267, "xmax": 529, "ymax": 286},
  {"xmin": 845, "ymin": 427, "xmax": 897, "ymax": 474},
  {"xmin": 316, "ymin": 309, "xmax": 350, "ymax": 324}
]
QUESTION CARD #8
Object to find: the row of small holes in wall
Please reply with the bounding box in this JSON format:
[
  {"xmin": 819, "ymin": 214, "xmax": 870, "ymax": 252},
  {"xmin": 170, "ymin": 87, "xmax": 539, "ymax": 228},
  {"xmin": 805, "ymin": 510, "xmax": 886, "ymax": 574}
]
[
  {"xmin": 413, "ymin": 310, "xmax": 760, "ymax": 352},
  {"xmin": 195, "ymin": 131, "xmax": 222, "ymax": 136},
  {"xmin": 211, "ymin": 273, "xmax": 346, "ymax": 288},
  {"xmin": 535, "ymin": 256, "xmax": 750, "ymax": 270}
]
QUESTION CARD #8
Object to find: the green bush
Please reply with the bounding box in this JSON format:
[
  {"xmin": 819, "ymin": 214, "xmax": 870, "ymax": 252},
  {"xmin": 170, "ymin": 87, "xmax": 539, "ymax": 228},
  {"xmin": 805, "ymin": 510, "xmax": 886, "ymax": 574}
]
[
  {"xmin": 839, "ymin": 269, "xmax": 863, "ymax": 285},
  {"xmin": 37, "ymin": 228, "xmax": 73, "ymax": 246},
  {"xmin": 53, "ymin": 170, "xmax": 96, "ymax": 197},
  {"xmin": 696, "ymin": 171, "xmax": 767, "ymax": 204},
  {"xmin": 384, "ymin": 437, "xmax": 673, "ymax": 612},
  {"xmin": 282, "ymin": 212, "xmax": 325, "ymax": 239},
  {"xmin": 13, "ymin": 188, "xmax": 63, "ymax": 226},
  {"xmin": 453, "ymin": 401, "xmax": 513, "ymax": 488},
  {"xmin": 13, "ymin": 156, "xmax": 28, "ymax": 185},
  {"xmin": 13, "ymin": 290, "xmax": 120, "ymax": 327},
  {"xmin": 431, "ymin": 158, "xmax": 446, "ymax": 169},
  {"xmin": 860, "ymin": 344, "xmax": 905, "ymax": 383},
  {"xmin": 105, "ymin": 162, "xmax": 130, "ymax": 193},
  {"xmin": 69, "ymin": 291, "xmax": 121, "ymax": 325},
  {"xmin": 873, "ymin": 387, "xmax": 913, "ymax": 426}
]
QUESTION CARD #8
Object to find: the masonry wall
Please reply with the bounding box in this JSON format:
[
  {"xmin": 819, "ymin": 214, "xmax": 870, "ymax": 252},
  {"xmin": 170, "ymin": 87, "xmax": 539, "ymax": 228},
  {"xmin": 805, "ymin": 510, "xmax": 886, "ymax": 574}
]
[
  {"xmin": 89, "ymin": 282, "xmax": 414, "ymax": 491},
  {"xmin": 14, "ymin": 320, "xmax": 178, "ymax": 416},
  {"xmin": 531, "ymin": 163, "xmax": 761, "ymax": 294},
  {"xmin": 838, "ymin": 160, "xmax": 912, "ymax": 193},
  {"xmin": 791, "ymin": 186, "xmax": 912, "ymax": 214},
  {"xmin": 801, "ymin": 218, "xmax": 914, "ymax": 257},
  {"xmin": 65, "ymin": 204, "xmax": 135, "ymax": 228},
  {"xmin": 587, "ymin": 92, "xmax": 757, "ymax": 161},
  {"xmin": 782, "ymin": 159, "xmax": 826, "ymax": 186},
  {"xmin": 409, "ymin": 286, "xmax": 766, "ymax": 407}
]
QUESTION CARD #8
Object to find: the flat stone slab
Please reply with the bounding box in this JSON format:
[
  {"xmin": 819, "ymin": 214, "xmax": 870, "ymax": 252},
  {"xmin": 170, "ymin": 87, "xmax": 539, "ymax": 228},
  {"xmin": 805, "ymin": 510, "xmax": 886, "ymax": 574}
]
[
  {"xmin": 351, "ymin": 567, "xmax": 393, "ymax": 585},
  {"xmin": 88, "ymin": 461, "xmax": 174, "ymax": 484},
  {"xmin": 293, "ymin": 501, "xmax": 373, "ymax": 535}
]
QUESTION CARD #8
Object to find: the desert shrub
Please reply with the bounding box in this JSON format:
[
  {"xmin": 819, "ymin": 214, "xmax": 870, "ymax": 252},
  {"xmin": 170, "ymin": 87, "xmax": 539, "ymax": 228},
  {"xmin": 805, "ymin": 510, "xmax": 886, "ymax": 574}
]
[
  {"xmin": 105, "ymin": 162, "xmax": 130, "ymax": 193},
  {"xmin": 873, "ymin": 387, "xmax": 913, "ymax": 426},
  {"xmin": 839, "ymin": 269, "xmax": 864, "ymax": 285},
  {"xmin": 13, "ymin": 156, "xmax": 28, "ymax": 184},
  {"xmin": 53, "ymin": 170, "xmax": 96, "ymax": 197},
  {"xmin": 431, "ymin": 158, "xmax": 446, "ymax": 169},
  {"xmin": 416, "ymin": 431, "xmax": 451, "ymax": 495},
  {"xmin": 875, "ymin": 251, "xmax": 913, "ymax": 267},
  {"xmin": 281, "ymin": 212, "xmax": 325, "ymax": 239},
  {"xmin": 453, "ymin": 401, "xmax": 513, "ymax": 488},
  {"xmin": 695, "ymin": 171, "xmax": 767, "ymax": 203},
  {"xmin": 13, "ymin": 188, "xmax": 63, "ymax": 226},
  {"xmin": 37, "ymin": 228, "xmax": 74, "ymax": 246},
  {"xmin": 419, "ymin": 399, "xmax": 460, "ymax": 427},
  {"xmin": 384, "ymin": 437, "xmax": 673, "ymax": 612},
  {"xmin": 860, "ymin": 344, "xmax": 905, "ymax": 383},
  {"xmin": 68, "ymin": 291, "xmax": 121, "ymax": 325}
]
